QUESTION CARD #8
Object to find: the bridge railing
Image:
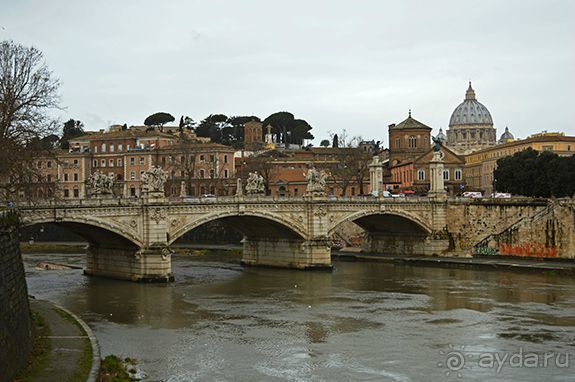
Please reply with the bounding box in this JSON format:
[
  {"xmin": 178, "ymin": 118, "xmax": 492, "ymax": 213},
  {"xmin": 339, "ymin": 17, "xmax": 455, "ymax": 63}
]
[
  {"xmin": 11, "ymin": 194, "xmax": 557, "ymax": 208},
  {"xmin": 12, "ymin": 194, "xmax": 435, "ymax": 207}
]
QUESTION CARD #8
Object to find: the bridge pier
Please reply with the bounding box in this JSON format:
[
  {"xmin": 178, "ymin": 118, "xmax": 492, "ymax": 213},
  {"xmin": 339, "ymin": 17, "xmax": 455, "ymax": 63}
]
[
  {"xmin": 241, "ymin": 237, "xmax": 332, "ymax": 270},
  {"xmin": 85, "ymin": 244, "xmax": 174, "ymax": 282},
  {"xmin": 362, "ymin": 232, "xmax": 450, "ymax": 256}
]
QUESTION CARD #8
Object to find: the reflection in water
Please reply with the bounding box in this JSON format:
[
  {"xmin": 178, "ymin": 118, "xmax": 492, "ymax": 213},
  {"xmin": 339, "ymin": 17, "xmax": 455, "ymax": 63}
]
[{"xmin": 23, "ymin": 252, "xmax": 575, "ymax": 381}]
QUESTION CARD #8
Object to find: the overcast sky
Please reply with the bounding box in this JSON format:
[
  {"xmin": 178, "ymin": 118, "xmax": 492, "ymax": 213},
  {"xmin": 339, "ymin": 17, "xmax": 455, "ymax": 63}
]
[{"xmin": 2, "ymin": 0, "xmax": 574, "ymax": 145}]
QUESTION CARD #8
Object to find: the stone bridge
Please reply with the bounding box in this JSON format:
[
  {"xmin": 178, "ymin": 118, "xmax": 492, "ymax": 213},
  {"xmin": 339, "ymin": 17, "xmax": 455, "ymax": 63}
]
[{"xmin": 15, "ymin": 195, "xmax": 574, "ymax": 282}]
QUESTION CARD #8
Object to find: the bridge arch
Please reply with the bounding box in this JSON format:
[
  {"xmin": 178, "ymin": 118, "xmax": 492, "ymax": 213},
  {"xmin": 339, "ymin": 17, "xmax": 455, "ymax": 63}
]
[
  {"xmin": 328, "ymin": 210, "xmax": 432, "ymax": 237},
  {"xmin": 169, "ymin": 211, "xmax": 307, "ymax": 245},
  {"xmin": 21, "ymin": 216, "xmax": 142, "ymax": 247}
]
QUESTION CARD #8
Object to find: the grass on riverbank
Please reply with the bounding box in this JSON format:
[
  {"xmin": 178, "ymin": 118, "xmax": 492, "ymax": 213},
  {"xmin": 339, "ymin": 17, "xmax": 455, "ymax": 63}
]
[
  {"xmin": 20, "ymin": 242, "xmax": 87, "ymax": 254},
  {"xmin": 98, "ymin": 355, "xmax": 140, "ymax": 382},
  {"xmin": 172, "ymin": 248, "xmax": 242, "ymax": 256},
  {"xmin": 12, "ymin": 311, "xmax": 51, "ymax": 381}
]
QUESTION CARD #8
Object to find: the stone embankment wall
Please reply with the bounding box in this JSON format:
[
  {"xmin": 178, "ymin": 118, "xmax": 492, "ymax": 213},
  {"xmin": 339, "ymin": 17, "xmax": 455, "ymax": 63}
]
[
  {"xmin": 0, "ymin": 225, "xmax": 33, "ymax": 382},
  {"xmin": 472, "ymin": 199, "xmax": 575, "ymax": 258}
]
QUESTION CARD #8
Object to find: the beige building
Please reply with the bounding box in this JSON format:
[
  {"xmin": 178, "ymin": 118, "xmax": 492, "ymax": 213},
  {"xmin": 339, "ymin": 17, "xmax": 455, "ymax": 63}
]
[
  {"xmin": 4, "ymin": 126, "xmax": 236, "ymax": 201},
  {"xmin": 464, "ymin": 132, "xmax": 575, "ymax": 194}
]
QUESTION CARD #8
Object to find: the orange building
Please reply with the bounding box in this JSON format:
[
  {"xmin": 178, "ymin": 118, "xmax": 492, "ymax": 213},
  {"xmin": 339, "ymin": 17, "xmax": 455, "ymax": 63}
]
[
  {"xmin": 390, "ymin": 144, "xmax": 465, "ymax": 195},
  {"xmin": 242, "ymin": 147, "xmax": 373, "ymax": 197}
]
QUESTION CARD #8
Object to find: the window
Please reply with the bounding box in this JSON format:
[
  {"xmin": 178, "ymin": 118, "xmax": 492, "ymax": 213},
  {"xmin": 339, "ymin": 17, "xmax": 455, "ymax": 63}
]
[
  {"xmin": 395, "ymin": 138, "xmax": 400, "ymax": 148},
  {"xmin": 171, "ymin": 170, "xmax": 176, "ymax": 179},
  {"xmin": 162, "ymin": 157, "xmax": 166, "ymax": 165},
  {"xmin": 117, "ymin": 159, "xmax": 123, "ymax": 166},
  {"xmin": 180, "ymin": 156, "xmax": 185, "ymax": 163},
  {"xmin": 199, "ymin": 169, "xmax": 205, "ymax": 178},
  {"xmin": 443, "ymin": 169, "xmax": 449, "ymax": 180},
  {"xmin": 209, "ymin": 169, "xmax": 215, "ymax": 178},
  {"xmin": 455, "ymin": 169, "xmax": 462, "ymax": 181},
  {"xmin": 101, "ymin": 143, "xmax": 106, "ymax": 153},
  {"xmin": 110, "ymin": 144, "xmax": 115, "ymax": 153},
  {"xmin": 109, "ymin": 159, "xmax": 114, "ymax": 167},
  {"xmin": 209, "ymin": 154, "xmax": 215, "ymax": 163},
  {"xmin": 101, "ymin": 159, "xmax": 106, "ymax": 167},
  {"xmin": 118, "ymin": 144, "xmax": 123, "ymax": 152},
  {"xmin": 64, "ymin": 173, "xmax": 69, "ymax": 181},
  {"xmin": 351, "ymin": 187, "xmax": 356, "ymax": 196},
  {"xmin": 418, "ymin": 169, "xmax": 425, "ymax": 181},
  {"xmin": 94, "ymin": 146, "xmax": 97, "ymax": 153},
  {"xmin": 139, "ymin": 157, "xmax": 144, "ymax": 165},
  {"xmin": 37, "ymin": 161, "xmax": 43, "ymax": 168},
  {"xmin": 542, "ymin": 145, "xmax": 553, "ymax": 151},
  {"xmin": 130, "ymin": 171, "xmax": 135, "ymax": 180},
  {"xmin": 73, "ymin": 159, "xmax": 78, "ymax": 166},
  {"xmin": 130, "ymin": 187, "xmax": 136, "ymax": 196},
  {"xmin": 47, "ymin": 175, "xmax": 52, "ymax": 182},
  {"xmin": 294, "ymin": 188, "xmax": 299, "ymax": 196},
  {"xmin": 130, "ymin": 157, "xmax": 135, "ymax": 165},
  {"xmin": 200, "ymin": 154, "xmax": 205, "ymax": 162},
  {"xmin": 47, "ymin": 161, "xmax": 52, "ymax": 168},
  {"xmin": 224, "ymin": 155, "xmax": 228, "ymax": 164},
  {"xmin": 64, "ymin": 189, "xmax": 69, "ymax": 198},
  {"xmin": 140, "ymin": 171, "xmax": 144, "ymax": 178},
  {"xmin": 73, "ymin": 173, "xmax": 78, "ymax": 181},
  {"xmin": 224, "ymin": 169, "xmax": 229, "ymax": 178},
  {"xmin": 93, "ymin": 160, "xmax": 98, "ymax": 167},
  {"xmin": 127, "ymin": 144, "xmax": 131, "ymax": 151},
  {"xmin": 408, "ymin": 136, "xmax": 417, "ymax": 148},
  {"xmin": 73, "ymin": 189, "xmax": 79, "ymax": 198}
]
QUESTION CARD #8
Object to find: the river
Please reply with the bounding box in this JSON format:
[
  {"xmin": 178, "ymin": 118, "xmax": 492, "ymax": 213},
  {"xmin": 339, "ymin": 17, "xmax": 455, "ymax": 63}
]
[{"xmin": 23, "ymin": 251, "xmax": 575, "ymax": 381}]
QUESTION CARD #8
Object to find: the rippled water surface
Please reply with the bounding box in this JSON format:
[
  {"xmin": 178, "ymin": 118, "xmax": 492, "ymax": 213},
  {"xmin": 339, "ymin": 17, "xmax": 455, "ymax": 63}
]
[{"xmin": 24, "ymin": 252, "xmax": 575, "ymax": 381}]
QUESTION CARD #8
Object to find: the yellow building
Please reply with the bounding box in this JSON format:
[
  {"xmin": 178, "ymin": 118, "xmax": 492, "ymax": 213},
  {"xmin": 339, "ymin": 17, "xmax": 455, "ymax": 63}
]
[{"xmin": 464, "ymin": 132, "xmax": 575, "ymax": 194}]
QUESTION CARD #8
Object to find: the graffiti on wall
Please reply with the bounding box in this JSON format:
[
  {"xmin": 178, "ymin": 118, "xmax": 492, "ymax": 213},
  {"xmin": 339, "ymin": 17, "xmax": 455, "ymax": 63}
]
[
  {"xmin": 475, "ymin": 245, "xmax": 497, "ymax": 256},
  {"xmin": 499, "ymin": 241, "xmax": 558, "ymax": 258}
]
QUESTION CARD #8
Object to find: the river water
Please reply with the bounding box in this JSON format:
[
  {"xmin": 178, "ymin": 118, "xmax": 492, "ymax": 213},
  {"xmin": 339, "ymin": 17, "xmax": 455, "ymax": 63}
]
[{"xmin": 23, "ymin": 252, "xmax": 575, "ymax": 382}]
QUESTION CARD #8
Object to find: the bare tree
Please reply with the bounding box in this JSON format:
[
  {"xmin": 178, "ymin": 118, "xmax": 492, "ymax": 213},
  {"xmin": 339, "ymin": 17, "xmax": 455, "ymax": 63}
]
[{"xmin": 0, "ymin": 40, "xmax": 61, "ymax": 200}]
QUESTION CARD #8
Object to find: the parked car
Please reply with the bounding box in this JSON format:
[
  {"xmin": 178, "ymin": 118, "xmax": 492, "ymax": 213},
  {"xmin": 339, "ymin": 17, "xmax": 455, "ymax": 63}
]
[
  {"xmin": 463, "ymin": 191, "xmax": 483, "ymax": 198},
  {"xmin": 492, "ymin": 192, "xmax": 512, "ymax": 198}
]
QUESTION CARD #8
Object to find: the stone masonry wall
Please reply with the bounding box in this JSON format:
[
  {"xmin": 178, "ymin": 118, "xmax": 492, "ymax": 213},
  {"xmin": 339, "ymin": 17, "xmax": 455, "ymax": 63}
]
[
  {"xmin": 446, "ymin": 199, "xmax": 547, "ymax": 256},
  {"xmin": 475, "ymin": 199, "xmax": 575, "ymax": 258},
  {"xmin": 0, "ymin": 226, "xmax": 33, "ymax": 382}
]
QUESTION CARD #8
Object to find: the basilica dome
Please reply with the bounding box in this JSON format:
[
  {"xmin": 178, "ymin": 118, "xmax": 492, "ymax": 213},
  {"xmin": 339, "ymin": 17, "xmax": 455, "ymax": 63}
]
[
  {"xmin": 499, "ymin": 126, "xmax": 515, "ymax": 144},
  {"xmin": 449, "ymin": 82, "xmax": 493, "ymax": 127}
]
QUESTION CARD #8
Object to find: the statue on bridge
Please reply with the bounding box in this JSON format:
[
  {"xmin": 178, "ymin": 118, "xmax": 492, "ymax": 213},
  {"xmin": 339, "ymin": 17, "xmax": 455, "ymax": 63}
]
[
  {"xmin": 431, "ymin": 135, "xmax": 445, "ymax": 161},
  {"xmin": 87, "ymin": 171, "xmax": 113, "ymax": 196},
  {"xmin": 304, "ymin": 166, "xmax": 328, "ymax": 196},
  {"xmin": 141, "ymin": 166, "xmax": 168, "ymax": 194},
  {"xmin": 245, "ymin": 171, "xmax": 265, "ymax": 195}
]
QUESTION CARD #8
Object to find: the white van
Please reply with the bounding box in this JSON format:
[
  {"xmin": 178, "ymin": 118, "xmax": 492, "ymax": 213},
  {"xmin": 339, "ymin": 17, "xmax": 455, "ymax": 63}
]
[{"xmin": 463, "ymin": 191, "xmax": 483, "ymax": 198}]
